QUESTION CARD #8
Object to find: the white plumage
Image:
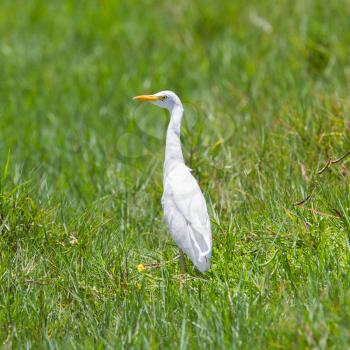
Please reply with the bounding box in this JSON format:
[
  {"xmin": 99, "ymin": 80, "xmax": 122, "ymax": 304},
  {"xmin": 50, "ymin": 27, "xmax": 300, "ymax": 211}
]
[{"xmin": 133, "ymin": 91, "xmax": 212, "ymax": 272}]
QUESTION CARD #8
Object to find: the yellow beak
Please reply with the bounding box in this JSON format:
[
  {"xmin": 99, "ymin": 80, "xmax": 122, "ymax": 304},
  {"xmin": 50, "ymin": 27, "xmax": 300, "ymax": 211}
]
[{"xmin": 133, "ymin": 94, "xmax": 160, "ymax": 101}]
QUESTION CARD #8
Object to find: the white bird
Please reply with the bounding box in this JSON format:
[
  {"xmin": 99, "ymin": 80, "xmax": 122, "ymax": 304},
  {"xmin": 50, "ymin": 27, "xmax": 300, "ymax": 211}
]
[{"xmin": 133, "ymin": 91, "xmax": 212, "ymax": 272}]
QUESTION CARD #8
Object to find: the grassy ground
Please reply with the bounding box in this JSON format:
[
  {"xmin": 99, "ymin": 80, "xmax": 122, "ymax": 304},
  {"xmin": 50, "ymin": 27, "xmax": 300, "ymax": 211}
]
[{"xmin": 1, "ymin": 0, "xmax": 350, "ymax": 348}]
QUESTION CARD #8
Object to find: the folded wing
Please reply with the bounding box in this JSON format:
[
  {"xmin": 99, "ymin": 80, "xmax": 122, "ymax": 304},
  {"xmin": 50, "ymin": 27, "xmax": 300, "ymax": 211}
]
[{"xmin": 162, "ymin": 163, "xmax": 212, "ymax": 272}]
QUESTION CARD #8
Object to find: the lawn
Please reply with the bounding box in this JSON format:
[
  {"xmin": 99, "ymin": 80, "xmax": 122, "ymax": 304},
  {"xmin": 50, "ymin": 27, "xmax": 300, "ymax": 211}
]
[{"xmin": 1, "ymin": 0, "xmax": 350, "ymax": 348}]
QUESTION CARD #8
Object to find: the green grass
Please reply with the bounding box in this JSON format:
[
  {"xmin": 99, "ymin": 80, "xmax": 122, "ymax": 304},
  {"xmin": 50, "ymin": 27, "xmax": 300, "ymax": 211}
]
[{"xmin": 1, "ymin": 0, "xmax": 350, "ymax": 348}]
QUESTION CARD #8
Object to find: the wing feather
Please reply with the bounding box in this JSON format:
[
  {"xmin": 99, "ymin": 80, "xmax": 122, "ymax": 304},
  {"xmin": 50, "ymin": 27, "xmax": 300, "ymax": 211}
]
[{"xmin": 162, "ymin": 163, "xmax": 212, "ymax": 271}]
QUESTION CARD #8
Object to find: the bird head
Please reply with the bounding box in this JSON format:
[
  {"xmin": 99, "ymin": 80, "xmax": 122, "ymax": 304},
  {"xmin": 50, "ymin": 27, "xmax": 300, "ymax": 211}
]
[{"xmin": 133, "ymin": 90, "xmax": 181, "ymax": 111}]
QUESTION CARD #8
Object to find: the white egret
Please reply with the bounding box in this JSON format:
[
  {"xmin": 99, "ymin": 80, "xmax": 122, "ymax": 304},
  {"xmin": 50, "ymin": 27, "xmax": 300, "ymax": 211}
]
[{"xmin": 133, "ymin": 91, "xmax": 212, "ymax": 272}]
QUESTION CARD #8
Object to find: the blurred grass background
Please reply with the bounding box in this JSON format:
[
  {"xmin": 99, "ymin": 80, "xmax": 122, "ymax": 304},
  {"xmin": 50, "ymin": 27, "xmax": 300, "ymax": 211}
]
[{"xmin": 1, "ymin": 0, "xmax": 350, "ymax": 348}]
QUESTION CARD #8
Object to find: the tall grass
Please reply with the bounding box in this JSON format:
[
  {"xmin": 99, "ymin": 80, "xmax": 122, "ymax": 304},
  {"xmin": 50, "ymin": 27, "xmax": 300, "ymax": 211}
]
[{"xmin": 0, "ymin": 0, "xmax": 350, "ymax": 348}]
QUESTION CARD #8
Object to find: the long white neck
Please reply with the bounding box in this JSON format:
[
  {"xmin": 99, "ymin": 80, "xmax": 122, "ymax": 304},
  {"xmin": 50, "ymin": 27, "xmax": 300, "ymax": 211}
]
[{"xmin": 165, "ymin": 104, "xmax": 185, "ymax": 167}]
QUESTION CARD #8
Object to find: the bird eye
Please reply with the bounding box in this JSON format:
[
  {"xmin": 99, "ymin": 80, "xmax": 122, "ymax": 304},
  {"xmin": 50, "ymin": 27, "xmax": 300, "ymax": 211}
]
[{"xmin": 161, "ymin": 96, "xmax": 167, "ymax": 100}]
